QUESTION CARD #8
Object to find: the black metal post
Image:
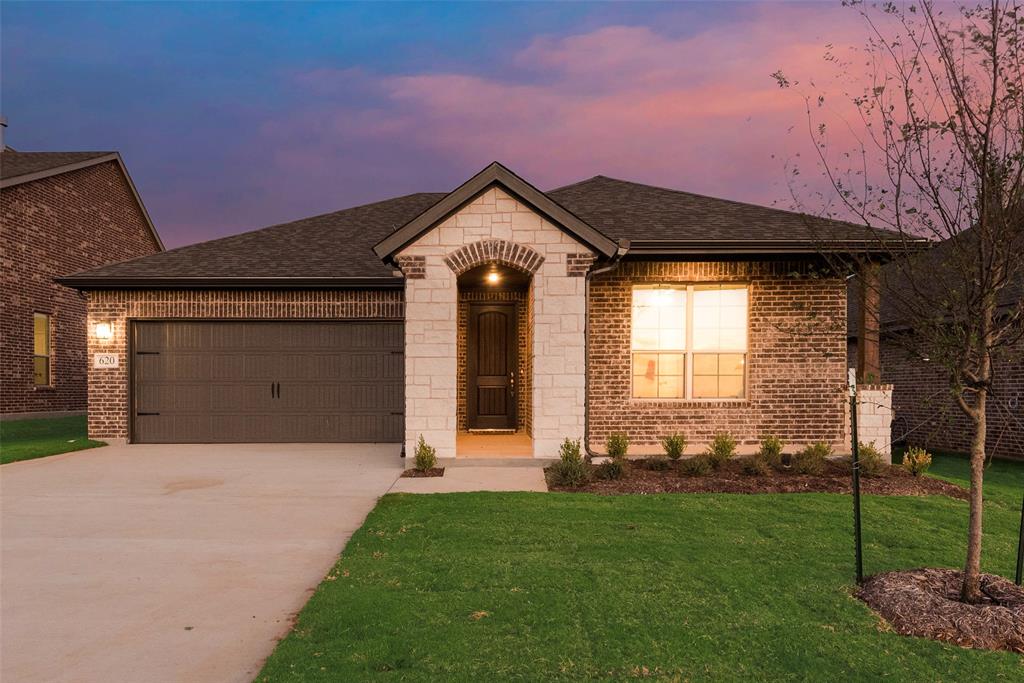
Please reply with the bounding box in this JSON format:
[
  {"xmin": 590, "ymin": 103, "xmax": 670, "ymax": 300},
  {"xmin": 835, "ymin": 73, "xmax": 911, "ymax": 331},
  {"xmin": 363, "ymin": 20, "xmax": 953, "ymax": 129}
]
[
  {"xmin": 850, "ymin": 382, "xmax": 864, "ymax": 585},
  {"xmin": 1016, "ymin": 490, "xmax": 1023, "ymax": 586}
]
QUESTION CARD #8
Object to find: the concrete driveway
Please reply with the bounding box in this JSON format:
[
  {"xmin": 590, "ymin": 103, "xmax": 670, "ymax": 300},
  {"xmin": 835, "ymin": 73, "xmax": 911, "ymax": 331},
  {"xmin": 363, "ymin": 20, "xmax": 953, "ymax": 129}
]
[{"xmin": 1, "ymin": 443, "xmax": 403, "ymax": 683}]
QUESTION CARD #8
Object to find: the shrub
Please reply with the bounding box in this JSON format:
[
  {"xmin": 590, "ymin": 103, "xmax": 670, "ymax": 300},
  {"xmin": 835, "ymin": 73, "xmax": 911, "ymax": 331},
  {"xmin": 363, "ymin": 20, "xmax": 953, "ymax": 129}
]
[
  {"xmin": 792, "ymin": 441, "xmax": 831, "ymax": 475},
  {"xmin": 758, "ymin": 434, "xmax": 785, "ymax": 469},
  {"xmin": 661, "ymin": 433, "xmax": 687, "ymax": 460},
  {"xmin": 644, "ymin": 457, "xmax": 671, "ymax": 471},
  {"xmin": 704, "ymin": 431, "xmax": 737, "ymax": 469},
  {"xmin": 856, "ymin": 442, "xmax": 888, "ymax": 477},
  {"xmin": 741, "ymin": 456, "xmax": 770, "ymax": 476},
  {"xmin": 606, "ymin": 432, "xmax": 630, "ymax": 459},
  {"xmin": 550, "ymin": 438, "xmax": 588, "ymax": 488},
  {"xmin": 596, "ymin": 458, "xmax": 625, "ymax": 480},
  {"xmin": 679, "ymin": 455, "xmax": 712, "ymax": 476},
  {"xmin": 901, "ymin": 446, "xmax": 933, "ymax": 477},
  {"xmin": 413, "ymin": 435, "xmax": 437, "ymax": 471}
]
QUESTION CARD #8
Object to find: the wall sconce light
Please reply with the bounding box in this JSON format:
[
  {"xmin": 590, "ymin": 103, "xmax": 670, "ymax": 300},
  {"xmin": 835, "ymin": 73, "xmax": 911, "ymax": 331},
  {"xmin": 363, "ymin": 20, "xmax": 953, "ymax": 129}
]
[{"xmin": 94, "ymin": 321, "xmax": 114, "ymax": 340}]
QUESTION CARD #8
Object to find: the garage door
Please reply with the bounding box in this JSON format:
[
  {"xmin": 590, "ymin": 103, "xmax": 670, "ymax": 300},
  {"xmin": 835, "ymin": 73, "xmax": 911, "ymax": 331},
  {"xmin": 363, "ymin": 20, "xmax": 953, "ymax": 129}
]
[{"xmin": 131, "ymin": 321, "xmax": 403, "ymax": 443}]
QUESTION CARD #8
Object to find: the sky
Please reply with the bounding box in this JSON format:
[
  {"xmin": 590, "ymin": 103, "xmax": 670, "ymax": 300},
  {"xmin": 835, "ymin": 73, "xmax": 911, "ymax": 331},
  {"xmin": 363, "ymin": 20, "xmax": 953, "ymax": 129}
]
[{"xmin": 1, "ymin": 1, "xmax": 878, "ymax": 249}]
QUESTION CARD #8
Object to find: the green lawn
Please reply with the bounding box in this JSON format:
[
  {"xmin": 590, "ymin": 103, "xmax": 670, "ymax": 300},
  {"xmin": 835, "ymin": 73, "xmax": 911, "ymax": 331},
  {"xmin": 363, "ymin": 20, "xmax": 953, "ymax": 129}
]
[
  {"xmin": 0, "ymin": 415, "xmax": 105, "ymax": 464},
  {"xmin": 260, "ymin": 453, "xmax": 1024, "ymax": 681}
]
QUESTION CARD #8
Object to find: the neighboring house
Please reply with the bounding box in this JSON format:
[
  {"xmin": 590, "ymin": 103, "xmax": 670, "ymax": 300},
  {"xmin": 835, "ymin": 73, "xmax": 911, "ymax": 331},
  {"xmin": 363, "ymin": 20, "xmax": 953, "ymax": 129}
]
[
  {"xmin": 61, "ymin": 162, "xmax": 904, "ymax": 459},
  {"xmin": 1, "ymin": 148, "xmax": 163, "ymax": 418},
  {"xmin": 847, "ymin": 241, "xmax": 1023, "ymax": 459}
]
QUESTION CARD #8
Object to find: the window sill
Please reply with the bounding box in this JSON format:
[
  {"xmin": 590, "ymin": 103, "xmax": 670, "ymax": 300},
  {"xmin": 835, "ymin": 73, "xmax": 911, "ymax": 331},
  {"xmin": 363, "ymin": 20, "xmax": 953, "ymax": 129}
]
[
  {"xmin": 32, "ymin": 385, "xmax": 56, "ymax": 392},
  {"xmin": 629, "ymin": 397, "xmax": 749, "ymax": 406}
]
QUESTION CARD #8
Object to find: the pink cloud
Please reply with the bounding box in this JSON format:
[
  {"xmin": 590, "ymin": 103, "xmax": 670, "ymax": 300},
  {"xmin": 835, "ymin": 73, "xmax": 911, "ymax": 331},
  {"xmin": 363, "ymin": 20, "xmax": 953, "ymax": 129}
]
[{"xmin": 281, "ymin": 4, "xmax": 878, "ymax": 211}]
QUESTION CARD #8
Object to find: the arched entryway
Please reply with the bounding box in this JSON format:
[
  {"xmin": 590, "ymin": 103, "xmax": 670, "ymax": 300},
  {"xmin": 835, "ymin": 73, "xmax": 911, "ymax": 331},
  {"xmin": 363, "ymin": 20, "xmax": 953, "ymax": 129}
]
[{"xmin": 451, "ymin": 242, "xmax": 539, "ymax": 457}]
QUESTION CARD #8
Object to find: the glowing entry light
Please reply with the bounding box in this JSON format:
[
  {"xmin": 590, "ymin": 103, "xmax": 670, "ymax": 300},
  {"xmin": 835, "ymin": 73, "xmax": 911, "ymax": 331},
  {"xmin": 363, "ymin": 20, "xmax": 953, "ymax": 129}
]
[
  {"xmin": 94, "ymin": 322, "xmax": 114, "ymax": 340},
  {"xmin": 487, "ymin": 271, "xmax": 501, "ymax": 285}
]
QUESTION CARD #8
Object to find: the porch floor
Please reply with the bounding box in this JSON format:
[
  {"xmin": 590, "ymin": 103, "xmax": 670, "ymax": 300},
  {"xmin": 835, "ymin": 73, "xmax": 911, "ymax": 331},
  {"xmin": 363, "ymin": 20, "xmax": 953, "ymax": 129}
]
[{"xmin": 456, "ymin": 431, "xmax": 533, "ymax": 458}]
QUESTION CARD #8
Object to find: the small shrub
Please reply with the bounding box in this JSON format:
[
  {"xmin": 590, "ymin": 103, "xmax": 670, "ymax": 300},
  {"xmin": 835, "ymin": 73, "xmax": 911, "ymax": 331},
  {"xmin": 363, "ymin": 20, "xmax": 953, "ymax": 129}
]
[
  {"xmin": 856, "ymin": 442, "xmax": 888, "ymax": 477},
  {"xmin": 741, "ymin": 456, "xmax": 770, "ymax": 476},
  {"xmin": 550, "ymin": 438, "xmax": 588, "ymax": 487},
  {"xmin": 679, "ymin": 455, "xmax": 712, "ymax": 476},
  {"xmin": 413, "ymin": 435, "xmax": 437, "ymax": 471},
  {"xmin": 758, "ymin": 434, "xmax": 785, "ymax": 469},
  {"xmin": 661, "ymin": 433, "xmax": 687, "ymax": 460},
  {"xmin": 792, "ymin": 441, "xmax": 831, "ymax": 475},
  {"xmin": 705, "ymin": 431, "xmax": 737, "ymax": 469},
  {"xmin": 644, "ymin": 457, "xmax": 671, "ymax": 471},
  {"xmin": 606, "ymin": 432, "xmax": 630, "ymax": 459},
  {"xmin": 596, "ymin": 458, "xmax": 625, "ymax": 480},
  {"xmin": 901, "ymin": 446, "xmax": 933, "ymax": 477}
]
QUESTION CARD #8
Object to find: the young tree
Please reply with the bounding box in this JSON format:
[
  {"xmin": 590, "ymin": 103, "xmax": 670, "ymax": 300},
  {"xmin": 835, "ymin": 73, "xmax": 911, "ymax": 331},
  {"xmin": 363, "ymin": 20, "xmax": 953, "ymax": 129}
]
[{"xmin": 776, "ymin": 0, "xmax": 1023, "ymax": 602}]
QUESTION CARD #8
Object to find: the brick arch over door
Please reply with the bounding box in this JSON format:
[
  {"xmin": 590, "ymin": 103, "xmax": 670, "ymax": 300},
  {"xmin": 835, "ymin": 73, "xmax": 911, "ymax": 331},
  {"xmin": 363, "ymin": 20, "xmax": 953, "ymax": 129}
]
[{"xmin": 444, "ymin": 239, "xmax": 545, "ymax": 276}]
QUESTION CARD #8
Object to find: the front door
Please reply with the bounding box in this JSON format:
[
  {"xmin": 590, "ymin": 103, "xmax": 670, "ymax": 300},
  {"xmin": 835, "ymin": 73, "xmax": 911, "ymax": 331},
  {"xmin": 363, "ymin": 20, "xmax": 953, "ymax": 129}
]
[{"xmin": 467, "ymin": 303, "xmax": 516, "ymax": 430}]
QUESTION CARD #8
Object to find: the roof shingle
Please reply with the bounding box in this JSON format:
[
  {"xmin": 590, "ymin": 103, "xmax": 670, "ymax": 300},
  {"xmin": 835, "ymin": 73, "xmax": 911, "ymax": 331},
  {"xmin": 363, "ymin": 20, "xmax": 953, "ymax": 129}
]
[
  {"xmin": 1, "ymin": 151, "xmax": 114, "ymax": 182},
  {"xmin": 61, "ymin": 169, "xmax": 913, "ymax": 287}
]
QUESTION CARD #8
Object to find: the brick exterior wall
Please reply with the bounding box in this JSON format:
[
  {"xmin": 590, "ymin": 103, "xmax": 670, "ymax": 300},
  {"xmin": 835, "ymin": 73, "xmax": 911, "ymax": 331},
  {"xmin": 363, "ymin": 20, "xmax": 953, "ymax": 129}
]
[
  {"xmin": 1, "ymin": 160, "xmax": 161, "ymax": 416},
  {"xmin": 456, "ymin": 289, "xmax": 531, "ymax": 434},
  {"xmin": 398, "ymin": 186, "xmax": 592, "ymax": 459},
  {"xmin": 85, "ymin": 289, "xmax": 403, "ymax": 441},
  {"xmin": 877, "ymin": 334, "xmax": 1023, "ymax": 458},
  {"xmin": 588, "ymin": 260, "xmax": 848, "ymax": 454}
]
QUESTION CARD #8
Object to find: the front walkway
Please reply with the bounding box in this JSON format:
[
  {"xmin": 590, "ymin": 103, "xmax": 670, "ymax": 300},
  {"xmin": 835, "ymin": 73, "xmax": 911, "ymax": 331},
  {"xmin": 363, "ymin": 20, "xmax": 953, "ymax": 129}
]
[{"xmin": 0, "ymin": 442, "xmax": 402, "ymax": 683}]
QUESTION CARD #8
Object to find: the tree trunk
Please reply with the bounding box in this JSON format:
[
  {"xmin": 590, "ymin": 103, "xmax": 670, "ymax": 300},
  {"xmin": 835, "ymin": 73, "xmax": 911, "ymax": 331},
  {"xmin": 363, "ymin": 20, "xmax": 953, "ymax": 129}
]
[{"xmin": 960, "ymin": 389, "xmax": 987, "ymax": 603}]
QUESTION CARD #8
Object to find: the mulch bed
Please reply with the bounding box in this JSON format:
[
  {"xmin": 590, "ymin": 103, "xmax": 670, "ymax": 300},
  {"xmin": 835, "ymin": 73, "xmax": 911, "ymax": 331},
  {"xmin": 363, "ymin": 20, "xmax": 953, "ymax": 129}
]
[
  {"xmin": 858, "ymin": 568, "xmax": 1024, "ymax": 653},
  {"xmin": 545, "ymin": 458, "xmax": 968, "ymax": 499},
  {"xmin": 400, "ymin": 467, "xmax": 445, "ymax": 478}
]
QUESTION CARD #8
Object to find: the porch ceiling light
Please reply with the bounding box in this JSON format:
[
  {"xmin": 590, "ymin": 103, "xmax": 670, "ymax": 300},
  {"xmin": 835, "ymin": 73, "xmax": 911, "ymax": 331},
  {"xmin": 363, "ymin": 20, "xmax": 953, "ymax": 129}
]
[
  {"xmin": 94, "ymin": 321, "xmax": 114, "ymax": 340},
  {"xmin": 487, "ymin": 270, "xmax": 501, "ymax": 285}
]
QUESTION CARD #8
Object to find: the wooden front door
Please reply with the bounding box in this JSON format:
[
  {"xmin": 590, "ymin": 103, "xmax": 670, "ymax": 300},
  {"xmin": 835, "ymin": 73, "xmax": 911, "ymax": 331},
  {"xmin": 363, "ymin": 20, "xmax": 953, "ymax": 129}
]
[{"xmin": 467, "ymin": 303, "xmax": 517, "ymax": 430}]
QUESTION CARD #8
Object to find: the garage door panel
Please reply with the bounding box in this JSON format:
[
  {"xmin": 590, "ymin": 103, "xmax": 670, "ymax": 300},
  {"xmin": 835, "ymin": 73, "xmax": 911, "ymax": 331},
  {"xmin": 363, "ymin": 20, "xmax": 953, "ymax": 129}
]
[{"xmin": 132, "ymin": 321, "xmax": 403, "ymax": 443}]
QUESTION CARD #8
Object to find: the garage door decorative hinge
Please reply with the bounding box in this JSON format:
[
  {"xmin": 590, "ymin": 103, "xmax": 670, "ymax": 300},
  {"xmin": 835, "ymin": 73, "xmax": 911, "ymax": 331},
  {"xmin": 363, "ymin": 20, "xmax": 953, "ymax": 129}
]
[
  {"xmin": 135, "ymin": 351, "xmax": 160, "ymax": 355},
  {"xmin": 136, "ymin": 412, "xmax": 161, "ymax": 416}
]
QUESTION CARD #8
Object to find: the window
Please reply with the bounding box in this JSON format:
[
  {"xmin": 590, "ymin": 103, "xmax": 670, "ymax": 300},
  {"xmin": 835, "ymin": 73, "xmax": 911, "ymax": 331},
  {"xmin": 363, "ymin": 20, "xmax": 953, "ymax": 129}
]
[
  {"xmin": 631, "ymin": 287, "xmax": 686, "ymax": 398},
  {"xmin": 631, "ymin": 284, "xmax": 748, "ymax": 399},
  {"xmin": 33, "ymin": 313, "xmax": 51, "ymax": 386}
]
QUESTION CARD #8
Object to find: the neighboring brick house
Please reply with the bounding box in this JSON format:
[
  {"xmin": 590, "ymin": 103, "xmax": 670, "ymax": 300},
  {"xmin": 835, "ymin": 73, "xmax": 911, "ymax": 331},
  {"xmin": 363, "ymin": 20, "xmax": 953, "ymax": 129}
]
[
  {"xmin": 1, "ymin": 149, "xmax": 163, "ymax": 418},
  {"xmin": 61, "ymin": 162, "xmax": 907, "ymax": 458},
  {"xmin": 847, "ymin": 246, "xmax": 1023, "ymax": 459}
]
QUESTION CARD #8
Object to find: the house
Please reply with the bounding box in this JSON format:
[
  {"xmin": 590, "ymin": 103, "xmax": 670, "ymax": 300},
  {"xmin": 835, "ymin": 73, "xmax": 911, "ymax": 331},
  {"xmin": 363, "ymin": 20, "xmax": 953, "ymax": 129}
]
[
  {"xmin": 847, "ymin": 238, "xmax": 1023, "ymax": 459},
  {"xmin": 1, "ymin": 140, "xmax": 163, "ymax": 419},
  {"xmin": 60, "ymin": 162, "xmax": 904, "ymax": 459}
]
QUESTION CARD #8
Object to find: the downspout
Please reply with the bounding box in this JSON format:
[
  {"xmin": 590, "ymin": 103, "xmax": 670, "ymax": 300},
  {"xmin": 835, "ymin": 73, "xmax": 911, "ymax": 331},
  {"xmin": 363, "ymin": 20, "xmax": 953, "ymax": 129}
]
[{"xmin": 583, "ymin": 239, "xmax": 630, "ymax": 458}]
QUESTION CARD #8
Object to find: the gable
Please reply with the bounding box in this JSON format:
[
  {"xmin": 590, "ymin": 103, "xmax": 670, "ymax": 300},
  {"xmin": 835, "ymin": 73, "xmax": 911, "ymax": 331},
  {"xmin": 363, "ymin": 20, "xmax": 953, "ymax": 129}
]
[{"xmin": 373, "ymin": 162, "xmax": 618, "ymax": 259}]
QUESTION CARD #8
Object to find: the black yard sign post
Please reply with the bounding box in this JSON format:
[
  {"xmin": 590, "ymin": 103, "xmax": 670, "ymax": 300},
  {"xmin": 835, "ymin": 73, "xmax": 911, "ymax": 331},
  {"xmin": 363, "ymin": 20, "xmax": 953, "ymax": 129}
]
[
  {"xmin": 849, "ymin": 370, "xmax": 864, "ymax": 585},
  {"xmin": 1016, "ymin": 490, "xmax": 1023, "ymax": 586}
]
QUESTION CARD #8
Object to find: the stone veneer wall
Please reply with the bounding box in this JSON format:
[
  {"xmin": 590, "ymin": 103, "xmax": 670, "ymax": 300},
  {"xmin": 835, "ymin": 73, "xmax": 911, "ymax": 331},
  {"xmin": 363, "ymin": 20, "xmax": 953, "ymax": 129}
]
[
  {"xmin": 456, "ymin": 289, "xmax": 531, "ymax": 434},
  {"xmin": 85, "ymin": 289, "xmax": 403, "ymax": 442},
  {"xmin": 588, "ymin": 260, "xmax": 848, "ymax": 453},
  {"xmin": 856, "ymin": 384, "xmax": 894, "ymax": 462},
  {"xmin": 397, "ymin": 186, "xmax": 592, "ymax": 459}
]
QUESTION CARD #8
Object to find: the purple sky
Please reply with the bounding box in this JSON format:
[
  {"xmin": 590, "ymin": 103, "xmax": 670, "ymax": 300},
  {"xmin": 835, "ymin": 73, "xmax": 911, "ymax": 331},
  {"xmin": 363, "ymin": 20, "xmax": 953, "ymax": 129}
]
[{"xmin": 2, "ymin": 1, "xmax": 874, "ymax": 248}]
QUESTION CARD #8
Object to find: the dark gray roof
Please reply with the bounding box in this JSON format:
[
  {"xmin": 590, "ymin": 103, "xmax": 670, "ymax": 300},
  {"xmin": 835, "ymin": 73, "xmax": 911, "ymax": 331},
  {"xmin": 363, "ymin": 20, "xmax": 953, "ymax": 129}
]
[
  {"xmin": 1, "ymin": 150, "xmax": 114, "ymax": 182},
  {"xmin": 549, "ymin": 175, "xmax": 900, "ymax": 246},
  {"xmin": 847, "ymin": 230, "xmax": 1023, "ymax": 336},
  {"xmin": 62, "ymin": 166, "xmax": 915, "ymax": 289},
  {"xmin": 62, "ymin": 192, "xmax": 444, "ymax": 286}
]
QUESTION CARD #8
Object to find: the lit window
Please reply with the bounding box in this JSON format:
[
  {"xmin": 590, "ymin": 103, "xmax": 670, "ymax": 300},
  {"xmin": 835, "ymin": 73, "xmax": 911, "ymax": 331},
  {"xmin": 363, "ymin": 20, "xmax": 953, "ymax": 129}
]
[
  {"xmin": 33, "ymin": 313, "xmax": 51, "ymax": 386},
  {"xmin": 631, "ymin": 287, "xmax": 686, "ymax": 398},
  {"xmin": 692, "ymin": 285, "xmax": 748, "ymax": 398},
  {"xmin": 631, "ymin": 284, "xmax": 748, "ymax": 399}
]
